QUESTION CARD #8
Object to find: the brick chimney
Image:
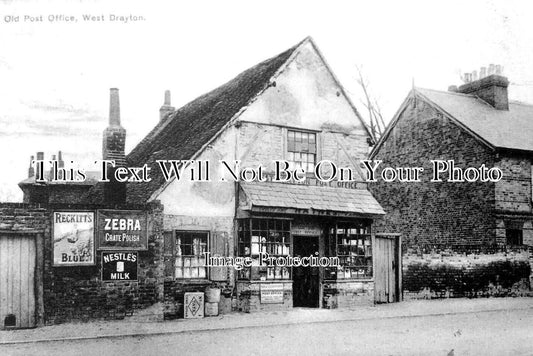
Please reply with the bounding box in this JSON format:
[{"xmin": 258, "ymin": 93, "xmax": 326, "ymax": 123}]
[
  {"xmin": 103, "ymin": 88, "xmax": 127, "ymax": 165},
  {"xmin": 102, "ymin": 88, "xmax": 127, "ymax": 204},
  {"xmin": 456, "ymin": 74, "xmax": 509, "ymax": 110},
  {"xmin": 159, "ymin": 90, "xmax": 175, "ymax": 121}
]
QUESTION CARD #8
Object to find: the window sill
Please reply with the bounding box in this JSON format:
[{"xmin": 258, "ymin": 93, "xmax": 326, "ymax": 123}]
[
  {"xmin": 173, "ymin": 279, "xmax": 211, "ymax": 284},
  {"xmin": 237, "ymin": 280, "xmax": 293, "ymax": 283},
  {"xmin": 324, "ymin": 278, "xmax": 374, "ymax": 283}
]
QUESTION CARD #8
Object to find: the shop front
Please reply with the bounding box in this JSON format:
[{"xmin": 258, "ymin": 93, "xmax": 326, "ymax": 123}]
[{"xmin": 235, "ymin": 182, "xmax": 385, "ymax": 311}]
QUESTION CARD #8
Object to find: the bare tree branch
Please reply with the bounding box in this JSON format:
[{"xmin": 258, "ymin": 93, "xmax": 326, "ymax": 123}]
[{"xmin": 355, "ymin": 65, "xmax": 384, "ymax": 141}]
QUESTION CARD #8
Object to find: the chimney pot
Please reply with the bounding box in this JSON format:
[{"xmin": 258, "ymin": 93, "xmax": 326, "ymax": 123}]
[
  {"xmin": 480, "ymin": 67, "xmax": 487, "ymax": 79},
  {"xmin": 36, "ymin": 152, "xmax": 44, "ymax": 161},
  {"xmin": 28, "ymin": 155, "xmax": 35, "ymax": 178},
  {"xmin": 49, "ymin": 155, "xmax": 56, "ymax": 180},
  {"xmin": 58, "ymin": 150, "xmax": 64, "ymax": 168},
  {"xmin": 109, "ymin": 88, "xmax": 121, "ymax": 126},
  {"xmin": 160, "ymin": 90, "xmax": 175, "ymax": 121}
]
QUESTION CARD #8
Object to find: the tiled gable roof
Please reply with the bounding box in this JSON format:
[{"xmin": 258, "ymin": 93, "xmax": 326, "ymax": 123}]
[
  {"xmin": 240, "ymin": 182, "xmax": 385, "ymax": 217},
  {"xmin": 417, "ymin": 88, "xmax": 533, "ymax": 152},
  {"xmin": 85, "ymin": 39, "xmax": 304, "ymax": 203}
]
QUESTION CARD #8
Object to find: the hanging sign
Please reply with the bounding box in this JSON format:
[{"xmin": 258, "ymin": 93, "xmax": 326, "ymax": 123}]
[
  {"xmin": 97, "ymin": 210, "xmax": 148, "ymax": 250},
  {"xmin": 101, "ymin": 252, "xmax": 138, "ymax": 281},
  {"xmin": 53, "ymin": 211, "xmax": 95, "ymax": 266}
]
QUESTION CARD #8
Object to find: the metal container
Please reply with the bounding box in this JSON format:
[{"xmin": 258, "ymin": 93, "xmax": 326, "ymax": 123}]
[
  {"xmin": 204, "ymin": 302, "xmax": 219, "ymax": 316},
  {"xmin": 205, "ymin": 287, "xmax": 221, "ymax": 303}
]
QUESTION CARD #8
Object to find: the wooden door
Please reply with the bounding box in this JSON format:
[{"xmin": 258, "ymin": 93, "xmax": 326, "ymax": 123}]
[
  {"xmin": 373, "ymin": 234, "xmax": 401, "ymax": 303},
  {"xmin": 0, "ymin": 233, "xmax": 36, "ymax": 329}
]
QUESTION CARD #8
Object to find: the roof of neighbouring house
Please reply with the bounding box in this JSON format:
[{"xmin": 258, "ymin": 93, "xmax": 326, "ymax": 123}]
[
  {"xmin": 239, "ymin": 182, "xmax": 385, "ymax": 217},
  {"xmin": 415, "ymin": 88, "xmax": 533, "ymax": 151},
  {"xmin": 416, "ymin": 88, "xmax": 533, "ymax": 152},
  {"xmin": 84, "ymin": 38, "xmax": 307, "ymax": 203},
  {"xmin": 371, "ymin": 86, "xmax": 533, "ymax": 158},
  {"xmin": 19, "ymin": 171, "xmax": 101, "ymax": 187}
]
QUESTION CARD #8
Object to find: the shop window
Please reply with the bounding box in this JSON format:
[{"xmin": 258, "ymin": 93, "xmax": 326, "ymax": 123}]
[
  {"xmin": 287, "ymin": 130, "xmax": 316, "ymax": 172},
  {"xmin": 326, "ymin": 222, "xmax": 372, "ymax": 279},
  {"xmin": 238, "ymin": 218, "xmax": 291, "ymax": 280},
  {"xmin": 165, "ymin": 231, "xmax": 208, "ymax": 279},
  {"xmin": 506, "ymin": 229, "xmax": 523, "ymax": 246}
]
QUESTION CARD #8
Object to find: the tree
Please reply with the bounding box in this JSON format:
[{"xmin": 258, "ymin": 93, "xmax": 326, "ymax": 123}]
[{"xmin": 355, "ymin": 65, "xmax": 387, "ymax": 141}]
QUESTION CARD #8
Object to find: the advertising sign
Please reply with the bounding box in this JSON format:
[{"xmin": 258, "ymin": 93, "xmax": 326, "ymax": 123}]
[
  {"xmin": 101, "ymin": 252, "xmax": 138, "ymax": 281},
  {"xmin": 260, "ymin": 283, "xmax": 284, "ymax": 304},
  {"xmin": 97, "ymin": 210, "xmax": 148, "ymax": 250},
  {"xmin": 184, "ymin": 292, "xmax": 204, "ymax": 319},
  {"xmin": 53, "ymin": 211, "xmax": 95, "ymax": 266}
]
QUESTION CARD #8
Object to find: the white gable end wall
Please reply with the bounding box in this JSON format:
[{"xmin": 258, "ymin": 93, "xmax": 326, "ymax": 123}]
[{"xmin": 239, "ymin": 40, "xmax": 367, "ymax": 134}]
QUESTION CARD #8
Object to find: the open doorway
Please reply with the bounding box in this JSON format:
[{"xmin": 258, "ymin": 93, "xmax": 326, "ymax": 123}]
[{"xmin": 292, "ymin": 235, "xmax": 320, "ymax": 308}]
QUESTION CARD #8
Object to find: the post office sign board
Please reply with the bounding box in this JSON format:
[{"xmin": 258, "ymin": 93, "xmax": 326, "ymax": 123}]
[
  {"xmin": 260, "ymin": 283, "xmax": 284, "ymax": 304},
  {"xmin": 53, "ymin": 211, "xmax": 95, "ymax": 266},
  {"xmin": 97, "ymin": 210, "xmax": 148, "ymax": 250},
  {"xmin": 102, "ymin": 252, "xmax": 138, "ymax": 281}
]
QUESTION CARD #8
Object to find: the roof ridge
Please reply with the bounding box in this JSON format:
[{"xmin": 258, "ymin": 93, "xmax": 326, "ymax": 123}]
[
  {"xmin": 415, "ymin": 86, "xmax": 475, "ymax": 98},
  {"xmin": 415, "ymin": 85, "xmax": 533, "ymax": 153},
  {"xmin": 126, "ymin": 38, "xmax": 306, "ymax": 167},
  {"xmin": 509, "ymin": 100, "xmax": 533, "ymax": 107},
  {"xmin": 85, "ymin": 37, "xmax": 310, "ymax": 203}
]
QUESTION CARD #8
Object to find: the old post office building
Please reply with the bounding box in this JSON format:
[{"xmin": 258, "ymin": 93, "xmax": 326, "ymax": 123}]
[{"xmin": 0, "ymin": 37, "xmax": 396, "ymax": 328}]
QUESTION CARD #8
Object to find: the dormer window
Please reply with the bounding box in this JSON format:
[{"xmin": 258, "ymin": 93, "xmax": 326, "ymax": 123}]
[{"xmin": 287, "ymin": 130, "xmax": 316, "ymax": 172}]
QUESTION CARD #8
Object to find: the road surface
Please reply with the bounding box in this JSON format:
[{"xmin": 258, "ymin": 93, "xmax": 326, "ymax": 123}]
[{"xmin": 1, "ymin": 308, "xmax": 532, "ymax": 355}]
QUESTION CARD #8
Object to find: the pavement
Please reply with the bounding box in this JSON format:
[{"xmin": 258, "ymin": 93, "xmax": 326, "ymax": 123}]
[{"xmin": 1, "ymin": 297, "xmax": 532, "ymax": 345}]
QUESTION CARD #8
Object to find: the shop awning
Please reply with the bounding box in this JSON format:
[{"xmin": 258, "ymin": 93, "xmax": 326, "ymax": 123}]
[{"xmin": 239, "ymin": 182, "xmax": 385, "ymax": 218}]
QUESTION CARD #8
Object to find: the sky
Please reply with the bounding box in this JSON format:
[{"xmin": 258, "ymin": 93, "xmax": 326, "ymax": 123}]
[{"xmin": 0, "ymin": 0, "xmax": 532, "ymax": 201}]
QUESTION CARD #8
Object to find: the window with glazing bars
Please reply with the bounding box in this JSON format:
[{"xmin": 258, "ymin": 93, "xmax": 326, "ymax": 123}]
[
  {"xmin": 174, "ymin": 231, "xmax": 208, "ymax": 279},
  {"xmin": 327, "ymin": 222, "xmax": 372, "ymax": 279},
  {"xmin": 237, "ymin": 218, "xmax": 291, "ymax": 280},
  {"xmin": 287, "ymin": 130, "xmax": 316, "ymax": 172}
]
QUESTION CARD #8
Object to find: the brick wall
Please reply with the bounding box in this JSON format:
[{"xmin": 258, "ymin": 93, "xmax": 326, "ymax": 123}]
[
  {"xmin": 370, "ymin": 96, "xmax": 497, "ymax": 247},
  {"xmin": 0, "ymin": 202, "xmax": 165, "ymax": 325},
  {"xmin": 323, "ymin": 280, "xmax": 373, "ymax": 308},
  {"xmin": 402, "ymin": 245, "xmax": 532, "ymax": 299},
  {"xmin": 0, "ymin": 203, "xmax": 48, "ymax": 231},
  {"xmin": 495, "ymin": 155, "xmax": 532, "ymax": 214},
  {"xmin": 43, "ymin": 202, "xmax": 164, "ymax": 324},
  {"xmin": 235, "ymin": 282, "xmax": 293, "ymax": 312}
]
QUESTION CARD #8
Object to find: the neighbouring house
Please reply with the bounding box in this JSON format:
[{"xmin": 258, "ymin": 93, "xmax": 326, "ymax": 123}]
[
  {"xmin": 18, "ymin": 151, "xmax": 100, "ymax": 204},
  {"xmin": 369, "ymin": 69, "xmax": 533, "ymax": 299},
  {"xmin": 0, "ymin": 37, "xmax": 397, "ymax": 329}
]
